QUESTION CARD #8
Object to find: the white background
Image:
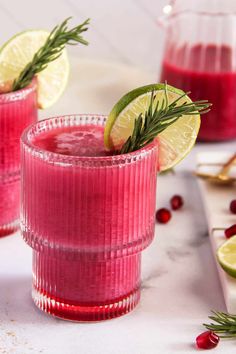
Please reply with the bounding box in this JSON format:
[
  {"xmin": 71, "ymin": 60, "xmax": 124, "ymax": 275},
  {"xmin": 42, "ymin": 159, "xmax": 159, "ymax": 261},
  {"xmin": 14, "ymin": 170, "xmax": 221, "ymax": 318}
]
[{"xmin": 0, "ymin": 0, "xmax": 167, "ymax": 73}]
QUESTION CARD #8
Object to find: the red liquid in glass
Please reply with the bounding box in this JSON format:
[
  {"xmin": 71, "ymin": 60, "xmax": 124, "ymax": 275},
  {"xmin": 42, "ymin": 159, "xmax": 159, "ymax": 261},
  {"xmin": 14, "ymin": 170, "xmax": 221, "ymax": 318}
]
[
  {"xmin": 22, "ymin": 122, "xmax": 157, "ymax": 321},
  {"xmin": 0, "ymin": 82, "xmax": 37, "ymax": 236},
  {"xmin": 161, "ymin": 44, "xmax": 236, "ymax": 141},
  {"xmin": 33, "ymin": 125, "xmax": 111, "ymax": 157}
]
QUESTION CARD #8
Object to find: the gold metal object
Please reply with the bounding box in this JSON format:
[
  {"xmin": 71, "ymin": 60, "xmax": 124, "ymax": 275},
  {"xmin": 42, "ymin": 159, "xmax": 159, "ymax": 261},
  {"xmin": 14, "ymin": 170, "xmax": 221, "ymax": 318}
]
[{"xmin": 194, "ymin": 153, "xmax": 236, "ymax": 185}]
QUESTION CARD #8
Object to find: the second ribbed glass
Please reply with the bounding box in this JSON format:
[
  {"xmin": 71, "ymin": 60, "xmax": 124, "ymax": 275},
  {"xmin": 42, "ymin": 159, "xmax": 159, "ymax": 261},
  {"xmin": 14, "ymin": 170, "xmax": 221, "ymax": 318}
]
[
  {"xmin": 0, "ymin": 80, "xmax": 37, "ymax": 237},
  {"xmin": 21, "ymin": 115, "xmax": 158, "ymax": 321}
]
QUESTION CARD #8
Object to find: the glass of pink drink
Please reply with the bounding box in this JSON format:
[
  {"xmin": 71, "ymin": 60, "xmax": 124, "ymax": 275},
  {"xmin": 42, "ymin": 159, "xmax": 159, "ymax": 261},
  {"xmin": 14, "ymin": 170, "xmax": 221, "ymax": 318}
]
[
  {"xmin": 159, "ymin": 0, "xmax": 236, "ymax": 141},
  {"xmin": 0, "ymin": 80, "xmax": 37, "ymax": 237},
  {"xmin": 21, "ymin": 114, "xmax": 158, "ymax": 321}
]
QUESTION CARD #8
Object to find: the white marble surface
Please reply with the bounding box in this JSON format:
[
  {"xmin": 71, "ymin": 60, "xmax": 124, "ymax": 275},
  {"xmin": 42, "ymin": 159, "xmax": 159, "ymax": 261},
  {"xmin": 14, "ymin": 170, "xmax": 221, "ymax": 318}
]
[
  {"xmin": 196, "ymin": 153, "xmax": 236, "ymax": 313},
  {"xmin": 0, "ymin": 58, "xmax": 236, "ymax": 353}
]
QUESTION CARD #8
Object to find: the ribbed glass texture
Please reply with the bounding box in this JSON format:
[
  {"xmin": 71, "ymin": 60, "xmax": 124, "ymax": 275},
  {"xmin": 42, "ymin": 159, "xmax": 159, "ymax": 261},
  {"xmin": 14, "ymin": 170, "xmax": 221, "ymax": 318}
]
[
  {"xmin": 160, "ymin": 0, "xmax": 236, "ymax": 141},
  {"xmin": 0, "ymin": 80, "xmax": 37, "ymax": 237},
  {"xmin": 21, "ymin": 115, "xmax": 158, "ymax": 321}
]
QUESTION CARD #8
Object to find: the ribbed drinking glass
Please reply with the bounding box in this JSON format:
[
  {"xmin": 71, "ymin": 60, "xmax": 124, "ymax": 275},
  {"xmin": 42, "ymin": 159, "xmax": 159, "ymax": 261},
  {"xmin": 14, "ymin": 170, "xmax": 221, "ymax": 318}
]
[
  {"xmin": 21, "ymin": 114, "xmax": 158, "ymax": 321},
  {"xmin": 0, "ymin": 80, "xmax": 37, "ymax": 236}
]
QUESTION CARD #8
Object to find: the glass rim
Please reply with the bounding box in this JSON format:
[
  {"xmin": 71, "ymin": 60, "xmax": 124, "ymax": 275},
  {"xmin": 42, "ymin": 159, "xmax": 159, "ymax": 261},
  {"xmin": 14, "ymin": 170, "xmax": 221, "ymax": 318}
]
[
  {"xmin": 21, "ymin": 114, "xmax": 158, "ymax": 165},
  {"xmin": 166, "ymin": 10, "xmax": 236, "ymax": 21},
  {"xmin": 0, "ymin": 77, "xmax": 37, "ymax": 104}
]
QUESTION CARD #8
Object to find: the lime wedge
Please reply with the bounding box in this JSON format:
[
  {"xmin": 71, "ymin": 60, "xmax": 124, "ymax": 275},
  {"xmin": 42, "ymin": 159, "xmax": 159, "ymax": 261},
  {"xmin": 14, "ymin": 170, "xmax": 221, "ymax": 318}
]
[
  {"xmin": 0, "ymin": 30, "xmax": 69, "ymax": 109},
  {"xmin": 104, "ymin": 83, "xmax": 201, "ymax": 171},
  {"xmin": 217, "ymin": 235, "xmax": 236, "ymax": 278}
]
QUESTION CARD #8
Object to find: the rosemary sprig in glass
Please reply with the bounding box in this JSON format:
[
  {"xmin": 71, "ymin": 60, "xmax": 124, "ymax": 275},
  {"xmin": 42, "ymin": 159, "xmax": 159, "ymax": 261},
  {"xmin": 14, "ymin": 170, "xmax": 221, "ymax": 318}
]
[
  {"xmin": 204, "ymin": 311, "xmax": 236, "ymax": 338},
  {"xmin": 120, "ymin": 85, "xmax": 211, "ymax": 154},
  {"xmin": 12, "ymin": 17, "xmax": 90, "ymax": 91}
]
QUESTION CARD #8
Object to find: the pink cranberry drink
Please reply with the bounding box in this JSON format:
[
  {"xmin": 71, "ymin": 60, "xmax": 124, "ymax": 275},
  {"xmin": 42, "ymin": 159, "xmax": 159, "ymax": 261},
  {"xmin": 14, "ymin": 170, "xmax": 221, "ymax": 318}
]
[
  {"xmin": 21, "ymin": 114, "xmax": 158, "ymax": 321},
  {"xmin": 0, "ymin": 80, "xmax": 37, "ymax": 236}
]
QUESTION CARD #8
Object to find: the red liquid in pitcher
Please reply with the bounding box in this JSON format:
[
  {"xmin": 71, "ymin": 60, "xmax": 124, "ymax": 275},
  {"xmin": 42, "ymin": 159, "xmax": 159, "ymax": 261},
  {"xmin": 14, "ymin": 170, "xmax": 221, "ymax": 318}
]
[{"xmin": 161, "ymin": 44, "xmax": 236, "ymax": 141}]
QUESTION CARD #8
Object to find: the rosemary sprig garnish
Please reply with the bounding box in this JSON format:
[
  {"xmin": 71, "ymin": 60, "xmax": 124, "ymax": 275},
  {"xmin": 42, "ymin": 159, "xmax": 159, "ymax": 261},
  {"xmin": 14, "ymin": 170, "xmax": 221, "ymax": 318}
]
[
  {"xmin": 204, "ymin": 311, "xmax": 236, "ymax": 338},
  {"xmin": 12, "ymin": 17, "xmax": 90, "ymax": 91},
  {"xmin": 120, "ymin": 85, "xmax": 211, "ymax": 154}
]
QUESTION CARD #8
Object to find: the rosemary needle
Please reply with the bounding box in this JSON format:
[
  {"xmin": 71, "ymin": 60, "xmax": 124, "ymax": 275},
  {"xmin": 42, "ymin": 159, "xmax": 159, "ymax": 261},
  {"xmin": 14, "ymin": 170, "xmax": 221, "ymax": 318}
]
[
  {"xmin": 12, "ymin": 17, "xmax": 90, "ymax": 91},
  {"xmin": 120, "ymin": 85, "xmax": 211, "ymax": 154},
  {"xmin": 204, "ymin": 311, "xmax": 236, "ymax": 338}
]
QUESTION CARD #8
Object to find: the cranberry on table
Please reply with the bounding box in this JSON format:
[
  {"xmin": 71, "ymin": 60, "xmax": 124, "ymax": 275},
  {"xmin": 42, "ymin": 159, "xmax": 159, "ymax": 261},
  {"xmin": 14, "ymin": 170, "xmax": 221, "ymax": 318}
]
[
  {"xmin": 156, "ymin": 208, "xmax": 171, "ymax": 224},
  {"xmin": 230, "ymin": 200, "xmax": 236, "ymax": 214},
  {"xmin": 225, "ymin": 224, "xmax": 236, "ymax": 239},
  {"xmin": 170, "ymin": 195, "xmax": 184, "ymax": 210},
  {"xmin": 196, "ymin": 331, "xmax": 219, "ymax": 350}
]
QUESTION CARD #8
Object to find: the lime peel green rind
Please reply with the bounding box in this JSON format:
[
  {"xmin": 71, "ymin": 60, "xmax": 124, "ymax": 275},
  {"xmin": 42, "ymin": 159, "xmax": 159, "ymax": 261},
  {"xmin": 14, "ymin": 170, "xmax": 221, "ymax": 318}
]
[
  {"xmin": 217, "ymin": 235, "xmax": 236, "ymax": 279},
  {"xmin": 0, "ymin": 30, "xmax": 69, "ymax": 109},
  {"xmin": 104, "ymin": 83, "xmax": 185, "ymax": 150},
  {"xmin": 104, "ymin": 83, "xmax": 201, "ymax": 171}
]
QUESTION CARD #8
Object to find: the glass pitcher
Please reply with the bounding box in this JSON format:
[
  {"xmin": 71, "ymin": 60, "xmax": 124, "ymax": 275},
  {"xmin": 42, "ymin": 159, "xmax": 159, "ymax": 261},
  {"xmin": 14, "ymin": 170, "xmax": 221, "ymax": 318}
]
[{"xmin": 159, "ymin": 0, "xmax": 236, "ymax": 141}]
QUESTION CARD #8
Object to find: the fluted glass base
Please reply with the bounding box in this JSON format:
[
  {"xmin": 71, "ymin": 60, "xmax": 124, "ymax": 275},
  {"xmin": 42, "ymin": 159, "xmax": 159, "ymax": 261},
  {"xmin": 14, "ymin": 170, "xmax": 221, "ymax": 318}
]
[
  {"xmin": 32, "ymin": 250, "xmax": 141, "ymax": 321},
  {"xmin": 32, "ymin": 286, "xmax": 140, "ymax": 322},
  {"xmin": 0, "ymin": 179, "xmax": 20, "ymax": 237},
  {"xmin": 0, "ymin": 219, "xmax": 19, "ymax": 237}
]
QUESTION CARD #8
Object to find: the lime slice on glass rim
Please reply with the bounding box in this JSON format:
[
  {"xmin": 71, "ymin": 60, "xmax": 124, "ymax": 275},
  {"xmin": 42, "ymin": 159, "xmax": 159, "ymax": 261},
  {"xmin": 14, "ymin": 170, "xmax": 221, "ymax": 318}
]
[
  {"xmin": 217, "ymin": 235, "xmax": 236, "ymax": 278},
  {"xmin": 0, "ymin": 30, "xmax": 69, "ymax": 109},
  {"xmin": 104, "ymin": 83, "xmax": 201, "ymax": 171}
]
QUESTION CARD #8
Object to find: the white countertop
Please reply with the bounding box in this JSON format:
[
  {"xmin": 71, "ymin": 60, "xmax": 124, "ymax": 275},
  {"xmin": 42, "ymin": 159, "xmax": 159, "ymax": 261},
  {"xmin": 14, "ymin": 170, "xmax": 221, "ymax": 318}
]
[{"xmin": 1, "ymin": 58, "xmax": 236, "ymax": 354}]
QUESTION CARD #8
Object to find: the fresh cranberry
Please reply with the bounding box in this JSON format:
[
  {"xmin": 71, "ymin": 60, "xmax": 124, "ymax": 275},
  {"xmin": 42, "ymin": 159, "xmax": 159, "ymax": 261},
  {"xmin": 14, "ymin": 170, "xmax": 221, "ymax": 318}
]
[
  {"xmin": 230, "ymin": 200, "xmax": 236, "ymax": 214},
  {"xmin": 156, "ymin": 208, "xmax": 171, "ymax": 224},
  {"xmin": 196, "ymin": 331, "xmax": 219, "ymax": 350},
  {"xmin": 225, "ymin": 224, "xmax": 236, "ymax": 239},
  {"xmin": 170, "ymin": 195, "xmax": 184, "ymax": 210}
]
